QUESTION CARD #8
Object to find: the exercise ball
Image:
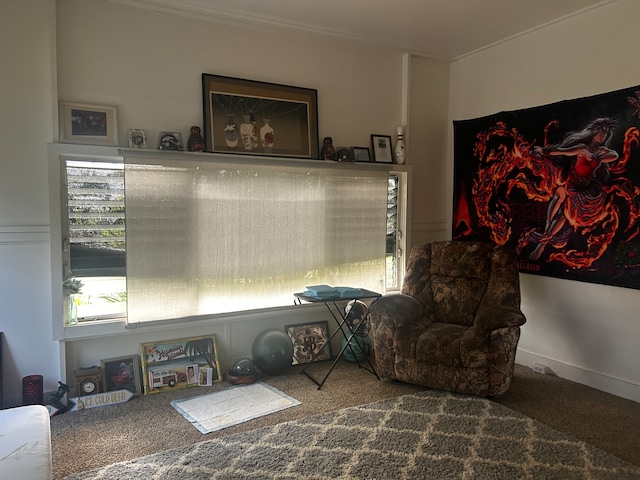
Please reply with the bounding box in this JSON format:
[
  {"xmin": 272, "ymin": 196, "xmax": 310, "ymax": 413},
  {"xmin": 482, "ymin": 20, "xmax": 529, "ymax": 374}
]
[
  {"xmin": 252, "ymin": 329, "xmax": 294, "ymax": 375},
  {"xmin": 341, "ymin": 335, "xmax": 372, "ymax": 362}
]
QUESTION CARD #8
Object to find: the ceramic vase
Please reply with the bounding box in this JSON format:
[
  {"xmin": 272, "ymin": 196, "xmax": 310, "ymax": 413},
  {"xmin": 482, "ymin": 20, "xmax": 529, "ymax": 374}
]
[
  {"xmin": 224, "ymin": 116, "xmax": 239, "ymax": 150},
  {"xmin": 187, "ymin": 125, "xmax": 205, "ymax": 152},
  {"xmin": 240, "ymin": 114, "xmax": 260, "ymax": 151},
  {"xmin": 260, "ymin": 119, "xmax": 274, "ymax": 153},
  {"xmin": 321, "ymin": 137, "xmax": 336, "ymax": 160}
]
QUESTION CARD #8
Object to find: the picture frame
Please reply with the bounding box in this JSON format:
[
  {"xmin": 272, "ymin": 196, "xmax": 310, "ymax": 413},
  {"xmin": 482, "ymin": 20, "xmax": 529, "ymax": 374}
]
[
  {"xmin": 100, "ymin": 354, "xmax": 142, "ymax": 395},
  {"xmin": 370, "ymin": 134, "xmax": 394, "ymax": 163},
  {"xmin": 186, "ymin": 364, "xmax": 199, "ymax": 384},
  {"xmin": 285, "ymin": 321, "xmax": 332, "ymax": 365},
  {"xmin": 202, "ymin": 73, "xmax": 319, "ymax": 158},
  {"xmin": 198, "ymin": 367, "xmax": 214, "ymax": 386},
  {"xmin": 158, "ymin": 131, "xmax": 184, "ymax": 151},
  {"xmin": 352, "ymin": 146, "xmax": 371, "ymax": 162},
  {"xmin": 140, "ymin": 335, "xmax": 222, "ymax": 395},
  {"xmin": 59, "ymin": 101, "xmax": 119, "ymax": 146},
  {"xmin": 128, "ymin": 128, "xmax": 147, "ymax": 148}
]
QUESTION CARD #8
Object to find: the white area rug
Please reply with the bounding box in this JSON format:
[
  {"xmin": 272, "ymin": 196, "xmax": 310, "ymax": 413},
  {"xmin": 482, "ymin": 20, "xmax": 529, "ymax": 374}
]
[{"xmin": 170, "ymin": 382, "xmax": 301, "ymax": 434}]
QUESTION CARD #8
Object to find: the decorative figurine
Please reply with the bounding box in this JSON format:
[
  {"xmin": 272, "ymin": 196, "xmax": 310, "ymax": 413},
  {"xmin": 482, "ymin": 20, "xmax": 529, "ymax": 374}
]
[
  {"xmin": 321, "ymin": 136, "xmax": 336, "ymax": 160},
  {"xmin": 46, "ymin": 381, "xmax": 70, "ymax": 416},
  {"xmin": 187, "ymin": 125, "xmax": 205, "ymax": 152},
  {"xmin": 394, "ymin": 125, "xmax": 406, "ymax": 164}
]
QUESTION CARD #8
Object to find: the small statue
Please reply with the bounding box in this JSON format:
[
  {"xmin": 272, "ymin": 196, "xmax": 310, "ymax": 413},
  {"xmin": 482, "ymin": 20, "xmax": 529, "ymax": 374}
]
[
  {"xmin": 48, "ymin": 381, "xmax": 70, "ymax": 415},
  {"xmin": 187, "ymin": 126, "xmax": 205, "ymax": 152},
  {"xmin": 321, "ymin": 137, "xmax": 336, "ymax": 160}
]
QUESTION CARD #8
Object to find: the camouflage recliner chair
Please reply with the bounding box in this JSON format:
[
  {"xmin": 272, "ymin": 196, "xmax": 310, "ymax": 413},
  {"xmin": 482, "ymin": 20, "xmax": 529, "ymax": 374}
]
[{"xmin": 369, "ymin": 240, "xmax": 526, "ymax": 397}]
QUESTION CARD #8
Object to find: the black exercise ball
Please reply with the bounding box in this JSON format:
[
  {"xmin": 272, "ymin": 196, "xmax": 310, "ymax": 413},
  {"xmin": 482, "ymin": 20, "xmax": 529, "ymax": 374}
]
[{"xmin": 251, "ymin": 329, "xmax": 294, "ymax": 375}]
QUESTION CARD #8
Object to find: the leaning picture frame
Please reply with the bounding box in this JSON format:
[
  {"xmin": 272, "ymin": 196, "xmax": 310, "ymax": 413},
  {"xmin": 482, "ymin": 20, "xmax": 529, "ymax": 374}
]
[
  {"xmin": 128, "ymin": 128, "xmax": 147, "ymax": 149},
  {"xmin": 59, "ymin": 101, "xmax": 119, "ymax": 146},
  {"xmin": 370, "ymin": 134, "xmax": 394, "ymax": 163},
  {"xmin": 285, "ymin": 321, "xmax": 332, "ymax": 365},
  {"xmin": 140, "ymin": 335, "xmax": 222, "ymax": 395},
  {"xmin": 352, "ymin": 146, "xmax": 372, "ymax": 162},
  {"xmin": 100, "ymin": 354, "xmax": 142, "ymax": 395},
  {"xmin": 202, "ymin": 73, "xmax": 319, "ymax": 158}
]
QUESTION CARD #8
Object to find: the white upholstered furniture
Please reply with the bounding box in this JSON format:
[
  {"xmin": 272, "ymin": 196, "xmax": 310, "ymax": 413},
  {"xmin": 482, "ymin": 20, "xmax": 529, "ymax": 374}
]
[{"xmin": 0, "ymin": 405, "xmax": 52, "ymax": 480}]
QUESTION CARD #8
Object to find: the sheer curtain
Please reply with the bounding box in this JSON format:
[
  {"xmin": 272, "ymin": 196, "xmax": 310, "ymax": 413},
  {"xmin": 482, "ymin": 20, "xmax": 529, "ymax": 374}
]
[{"xmin": 124, "ymin": 152, "xmax": 388, "ymax": 323}]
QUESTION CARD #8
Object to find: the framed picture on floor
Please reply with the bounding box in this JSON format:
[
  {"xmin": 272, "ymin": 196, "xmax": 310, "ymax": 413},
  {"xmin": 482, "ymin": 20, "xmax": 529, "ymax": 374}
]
[
  {"xmin": 101, "ymin": 355, "xmax": 142, "ymax": 395},
  {"xmin": 140, "ymin": 335, "xmax": 222, "ymax": 394},
  {"xmin": 285, "ymin": 321, "xmax": 332, "ymax": 365}
]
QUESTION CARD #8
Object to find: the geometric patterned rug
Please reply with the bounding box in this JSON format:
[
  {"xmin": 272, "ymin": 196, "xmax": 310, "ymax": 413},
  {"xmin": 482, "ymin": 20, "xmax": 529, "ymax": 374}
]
[{"xmin": 64, "ymin": 390, "xmax": 640, "ymax": 479}]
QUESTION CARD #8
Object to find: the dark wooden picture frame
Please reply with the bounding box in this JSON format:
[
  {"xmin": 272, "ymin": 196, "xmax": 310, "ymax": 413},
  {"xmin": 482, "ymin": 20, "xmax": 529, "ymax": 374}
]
[
  {"xmin": 202, "ymin": 74, "xmax": 319, "ymax": 158},
  {"xmin": 101, "ymin": 354, "xmax": 142, "ymax": 395},
  {"xmin": 371, "ymin": 134, "xmax": 394, "ymax": 163},
  {"xmin": 285, "ymin": 321, "xmax": 332, "ymax": 365},
  {"xmin": 352, "ymin": 146, "xmax": 371, "ymax": 162}
]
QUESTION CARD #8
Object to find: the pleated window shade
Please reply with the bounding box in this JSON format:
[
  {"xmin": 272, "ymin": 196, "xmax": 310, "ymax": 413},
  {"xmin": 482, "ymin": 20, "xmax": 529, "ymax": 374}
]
[{"xmin": 124, "ymin": 153, "xmax": 388, "ymax": 323}]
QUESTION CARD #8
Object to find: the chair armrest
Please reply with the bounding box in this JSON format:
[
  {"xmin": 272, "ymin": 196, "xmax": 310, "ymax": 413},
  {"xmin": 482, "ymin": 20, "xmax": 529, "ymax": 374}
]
[
  {"xmin": 369, "ymin": 294, "xmax": 429, "ymax": 377},
  {"xmin": 474, "ymin": 305, "xmax": 526, "ymax": 333},
  {"xmin": 369, "ymin": 294, "xmax": 426, "ymax": 330},
  {"xmin": 462, "ymin": 306, "xmax": 526, "ymax": 351}
]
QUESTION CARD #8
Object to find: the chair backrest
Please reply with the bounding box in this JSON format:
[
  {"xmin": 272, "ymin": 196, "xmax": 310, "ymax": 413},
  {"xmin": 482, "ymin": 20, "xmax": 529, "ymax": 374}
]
[{"xmin": 401, "ymin": 241, "xmax": 521, "ymax": 326}]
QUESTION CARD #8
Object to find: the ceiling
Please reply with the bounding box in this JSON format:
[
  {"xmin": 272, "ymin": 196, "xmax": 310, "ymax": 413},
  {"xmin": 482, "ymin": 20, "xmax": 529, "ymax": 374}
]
[{"xmin": 113, "ymin": 0, "xmax": 613, "ymax": 59}]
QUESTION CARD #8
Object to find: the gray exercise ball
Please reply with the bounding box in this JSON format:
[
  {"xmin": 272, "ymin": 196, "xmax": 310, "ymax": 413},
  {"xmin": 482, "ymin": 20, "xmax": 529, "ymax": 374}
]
[{"xmin": 252, "ymin": 329, "xmax": 294, "ymax": 375}]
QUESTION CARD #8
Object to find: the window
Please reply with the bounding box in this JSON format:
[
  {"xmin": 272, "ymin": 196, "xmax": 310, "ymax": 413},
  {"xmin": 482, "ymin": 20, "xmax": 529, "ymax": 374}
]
[
  {"xmin": 62, "ymin": 150, "xmax": 407, "ymax": 325},
  {"xmin": 64, "ymin": 160, "xmax": 126, "ymax": 321},
  {"xmin": 386, "ymin": 173, "xmax": 405, "ymax": 290}
]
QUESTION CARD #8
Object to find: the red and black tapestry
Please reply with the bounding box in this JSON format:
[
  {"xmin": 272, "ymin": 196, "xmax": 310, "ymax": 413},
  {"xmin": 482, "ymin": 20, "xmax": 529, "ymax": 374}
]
[{"xmin": 453, "ymin": 85, "xmax": 640, "ymax": 289}]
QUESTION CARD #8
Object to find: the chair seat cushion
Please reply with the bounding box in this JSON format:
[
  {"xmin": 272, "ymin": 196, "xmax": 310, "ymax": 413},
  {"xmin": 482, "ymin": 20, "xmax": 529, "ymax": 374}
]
[{"xmin": 414, "ymin": 322, "xmax": 487, "ymax": 368}]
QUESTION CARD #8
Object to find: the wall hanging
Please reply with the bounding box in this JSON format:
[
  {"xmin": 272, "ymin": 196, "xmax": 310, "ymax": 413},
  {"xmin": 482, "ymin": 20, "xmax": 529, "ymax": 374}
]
[{"xmin": 453, "ymin": 84, "xmax": 640, "ymax": 290}]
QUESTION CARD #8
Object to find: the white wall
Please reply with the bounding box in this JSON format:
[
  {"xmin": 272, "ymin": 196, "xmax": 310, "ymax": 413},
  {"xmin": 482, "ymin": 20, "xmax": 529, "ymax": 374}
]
[
  {"xmin": 408, "ymin": 55, "xmax": 450, "ymax": 246},
  {"xmin": 449, "ymin": 0, "xmax": 640, "ymax": 401},
  {"xmin": 0, "ymin": 0, "xmax": 59, "ymax": 408},
  {"xmin": 4, "ymin": 0, "xmax": 637, "ymax": 407},
  {"xmin": 55, "ymin": 0, "xmax": 404, "ymax": 154},
  {"xmin": 28, "ymin": 0, "xmax": 420, "ymax": 404}
]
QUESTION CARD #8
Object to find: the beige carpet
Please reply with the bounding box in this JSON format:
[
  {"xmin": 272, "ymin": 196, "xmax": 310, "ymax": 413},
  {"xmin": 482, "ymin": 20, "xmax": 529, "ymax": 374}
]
[
  {"xmin": 63, "ymin": 390, "xmax": 640, "ymax": 479},
  {"xmin": 50, "ymin": 361, "xmax": 640, "ymax": 479}
]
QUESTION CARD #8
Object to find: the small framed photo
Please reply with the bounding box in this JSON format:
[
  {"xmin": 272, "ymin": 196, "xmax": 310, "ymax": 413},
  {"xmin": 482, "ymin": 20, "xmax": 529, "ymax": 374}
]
[
  {"xmin": 285, "ymin": 321, "xmax": 332, "ymax": 365},
  {"xmin": 128, "ymin": 129, "xmax": 147, "ymax": 148},
  {"xmin": 352, "ymin": 146, "xmax": 371, "ymax": 162},
  {"xmin": 186, "ymin": 364, "xmax": 199, "ymax": 384},
  {"xmin": 158, "ymin": 131, "xmax": 184, "ymax": 151},
  {"xmin": 100, "ymin": 354, "xmax": 142, "ymax": 395},
  {"xmin": 199, "ymin": 367, "xmax": 214, "ymax": 386},
  {"xmin": 370, "ymin": 134, "xmax": 394, "ymax": 163},
  {"xmin": 59, "ymin": 101, "xmax": 119, "ymax": 146}
]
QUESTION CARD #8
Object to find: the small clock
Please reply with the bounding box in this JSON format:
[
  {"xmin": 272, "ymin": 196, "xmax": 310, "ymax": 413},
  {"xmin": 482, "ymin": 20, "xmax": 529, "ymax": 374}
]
[{"xmin": 74, "ymin": 366, "xmax": 102, "ymax": 396}]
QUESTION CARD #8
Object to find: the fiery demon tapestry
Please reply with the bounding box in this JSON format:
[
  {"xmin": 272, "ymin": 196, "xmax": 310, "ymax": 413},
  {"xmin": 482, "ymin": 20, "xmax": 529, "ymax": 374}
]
[{"xmin": 453, "ymin": 85, "xmax": 640, "ymax": 290}]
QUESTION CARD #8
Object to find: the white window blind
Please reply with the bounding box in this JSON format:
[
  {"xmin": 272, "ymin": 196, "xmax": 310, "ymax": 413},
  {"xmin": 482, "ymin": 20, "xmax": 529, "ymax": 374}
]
[{"xmin": 124, "ymin": 153, "xmax": 389, "ymax": 323}]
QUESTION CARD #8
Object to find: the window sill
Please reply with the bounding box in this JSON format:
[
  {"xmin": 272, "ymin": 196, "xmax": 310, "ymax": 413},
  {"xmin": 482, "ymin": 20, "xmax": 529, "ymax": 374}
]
[{"xmin": 59, "ymin": 302, "xmax": 326, "ymax": 341}]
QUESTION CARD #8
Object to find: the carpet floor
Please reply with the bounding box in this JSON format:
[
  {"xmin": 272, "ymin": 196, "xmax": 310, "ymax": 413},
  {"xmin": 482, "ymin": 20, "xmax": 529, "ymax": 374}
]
[
  {"xmin": 51, "ymin": 361, "xmax": 640, "ymax": 479},
  {"xmin": 63, "ymin": 389, "xmax": 640, "ymax": 479}
]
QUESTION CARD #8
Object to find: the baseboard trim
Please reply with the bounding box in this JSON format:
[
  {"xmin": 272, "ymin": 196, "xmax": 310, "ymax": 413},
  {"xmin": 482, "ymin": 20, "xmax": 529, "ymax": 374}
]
[{"xmin": 516, "ymin": 349, "xmax": 640, "ymax": 404}]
